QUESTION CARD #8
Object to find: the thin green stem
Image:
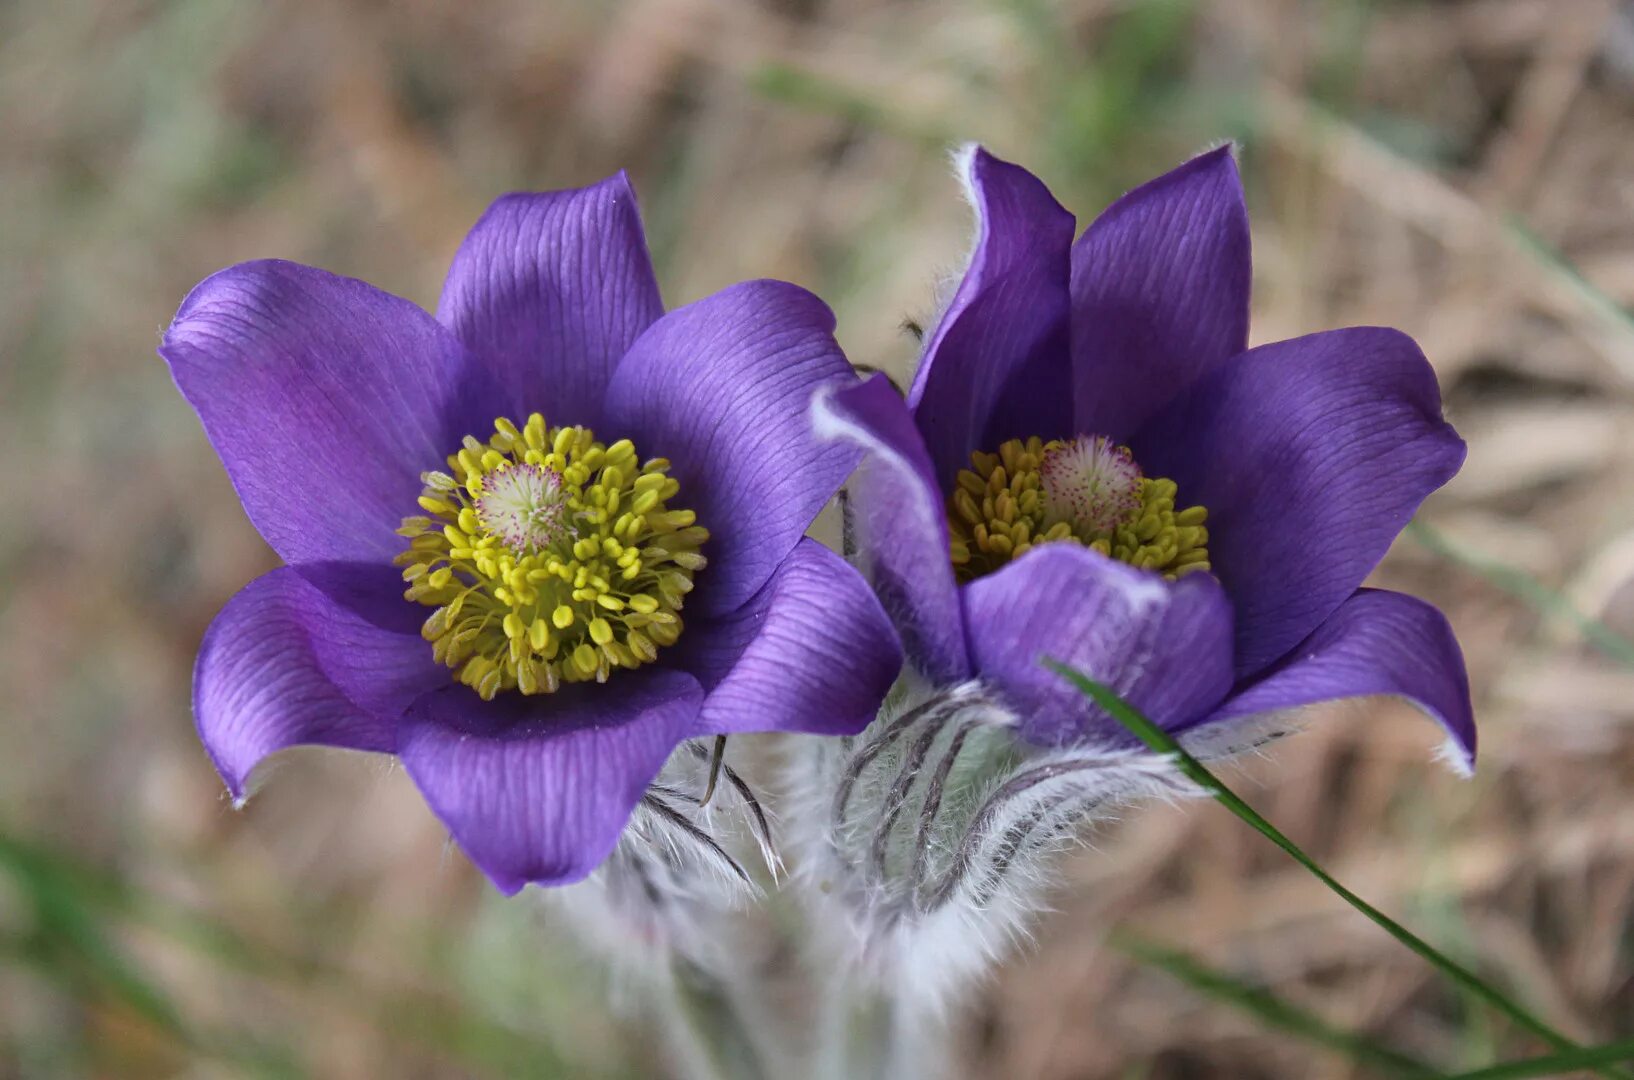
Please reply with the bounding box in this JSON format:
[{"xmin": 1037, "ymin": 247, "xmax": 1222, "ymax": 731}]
[
  {"xmin": 1440, "ymin": 1039, "xmax": 1634, "ymax": 1080},
  {"xmin": 1044, "ymin": 660, "xmax": 1630, "ymax": 1080}
]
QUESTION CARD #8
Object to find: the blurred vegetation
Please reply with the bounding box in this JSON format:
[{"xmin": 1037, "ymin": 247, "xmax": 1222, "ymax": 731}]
[{"xmin": 4, "ymin": 0, "xmax": 1634, "ymax": 1076}]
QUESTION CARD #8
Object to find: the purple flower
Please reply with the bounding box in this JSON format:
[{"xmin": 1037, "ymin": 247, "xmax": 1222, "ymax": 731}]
[
  {"xmin": 164, "ymin": 173, "xmax": 902, "ymax": 894},
  {"xmin": 815, "ymin": 146, "xmax": 1474, "ymax": 770}
]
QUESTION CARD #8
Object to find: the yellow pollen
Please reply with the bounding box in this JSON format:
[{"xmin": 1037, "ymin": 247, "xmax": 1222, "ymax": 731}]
[
  {"xmin": 395, "ymin": 413, "xmax": 708, "ymax": 700},
  {"xmin": 946, "ymin": 435, "xmax": 1210, "ymax": 583}
]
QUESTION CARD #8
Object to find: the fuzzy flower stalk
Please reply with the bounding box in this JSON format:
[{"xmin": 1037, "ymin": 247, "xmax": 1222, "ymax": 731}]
[
  {"xmin": 163, "ymin": 171, "xmax": 902, "ymax": 927},
  {"xmin": 798, "ymin": 144, "xmax": 1475, "ymax": 1013}
]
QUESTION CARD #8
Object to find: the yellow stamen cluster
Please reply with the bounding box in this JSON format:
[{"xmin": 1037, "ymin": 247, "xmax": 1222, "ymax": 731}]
[
  {"xmin": 395, "ymin": 414, "xmax": 707, "ymax": 700},
  {"xmin": 946, "ymin": 435, "xmax": 1210, "ymax": 583}
]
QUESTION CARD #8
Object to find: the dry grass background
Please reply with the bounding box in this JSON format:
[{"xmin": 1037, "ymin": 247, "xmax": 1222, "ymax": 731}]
[{"xmin": 3, "ymin": 0, "xmax": 1634, "ymax": 1076}]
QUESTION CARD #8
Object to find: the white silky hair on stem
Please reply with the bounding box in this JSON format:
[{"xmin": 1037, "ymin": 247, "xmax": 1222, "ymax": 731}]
[
  {"xmin": 537, "ymin": 680, "xmax": 1316, "ymax": 1077},
  {"xmin": 783, "ymin": 681, "xmax": 1328, "ymax": 1080},
  {"xmin": 546, "ymin": 737, "xmax": 778, "ymax": 980},
  {"xmin": 1179, "ymin": 708, "xmax": 1305, "ymax": 763},
  {"xmin": 783, "ymin": 680, "xmax": 1201, "ymax": 1024},
  {"xmin": 542, "ymin": 738, "xmax": 801, "ymax": 1080}
]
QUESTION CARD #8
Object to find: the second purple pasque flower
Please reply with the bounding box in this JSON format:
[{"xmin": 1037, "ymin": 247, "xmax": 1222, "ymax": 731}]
[
  {"xmin": 817, "ymin": 145, "xmax": 1474, "ymax": 766},
  {"xmin": 166, "ymin": 172, "xmax": 902, "ymax": 894}
]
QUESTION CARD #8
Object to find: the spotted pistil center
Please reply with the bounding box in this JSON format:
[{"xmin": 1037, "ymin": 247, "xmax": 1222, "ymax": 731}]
[
  {"xmin": 946, "ymin": 435, "xmax": 1209, "ymax": 583},
  {"xmin": 396, "ymin": 413, "xmax": 707, "ymax": 700}
]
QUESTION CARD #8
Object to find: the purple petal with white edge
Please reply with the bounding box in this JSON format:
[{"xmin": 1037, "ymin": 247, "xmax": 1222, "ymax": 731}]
[
  {"xmin": 963, "ymin": 545, "xmax": 1236, "ymax": 747},
  {"xmin": 1188, "ymin": 589, "xmax": 1476, "ymax": 774},
  {"xmin": 812, "ymin": 373, "xmax": 970, "ymax": 683},
  {"xmin": 671, "ymin": 538, "xmax": 902, "ymax": 736},
  {"xmin": 437, "ymin": 174, "xmax": 664, "ymax": 430},
  {"xmin": 195, "ymin": 565, "xmax": 449, "ymax": 801},
  {"xmin": 1071, "ymin": 146, "xmax": 1251, "ymax": 441},
  {"xmin": 162, "ymin": 260, "xmax": 497, "ymax": 568},
  {"xmin": 910, "ymin": 146, "xmax": 1077, "ymax": 487},
  {"xmin": 602, "ymin": 280, "xmax": 859, "ymax": 617},
  {"xmin": 1132, "ymin": 327, "xmax": 1465, "ymax": 679},
  {"xmin": 398, "ymin": 670, "xmax": 703, "ymax": 893}
]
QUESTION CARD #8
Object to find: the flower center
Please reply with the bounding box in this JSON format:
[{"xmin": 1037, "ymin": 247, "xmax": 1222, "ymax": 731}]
[
  {"xmin": 474, "ymin": 462, "xmax": 568, "ymax": 552},
  {"xmin": 945, "ymin": 435, "xmax": 1209, "ymax": 583},
  {"xmin": 396, "ymin": 414, "xmax": 708, "ymax": 700}
]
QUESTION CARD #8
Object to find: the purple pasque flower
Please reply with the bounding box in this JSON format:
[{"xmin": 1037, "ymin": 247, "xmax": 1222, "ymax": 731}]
[
  {"xmin": 164, "ymin": 172, "xmax": 902, "ymax": 894},
  {"xmin": 815, "ymin": 145, "xmax": 1474, "ymax": 769}
]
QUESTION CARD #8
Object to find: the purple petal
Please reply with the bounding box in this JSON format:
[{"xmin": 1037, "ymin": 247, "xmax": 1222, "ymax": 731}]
[
  {"xmin": 436, "ymin": 174, "xmax": 664, "ymax": 430},
  {"xmin": 1133, "ymin": 327, "xmax": 1465, "ymax": 678},
  {"xmin": 162, "ymin": 260, "xmax": 496, "ymax": 568},
  {"xmin": 673, "ymin": 538, "xmax": 902, "ymax": 737},
  {"xmin": 1192, "ymin": 589, "xmax": 1476, "ymax": 773},
  {"xmin": 398, "ymin": 670, "xmax": 703, "ymax": 893},
  {"xmin": 963, "ymin": 545, "xmax": 1235, "ymax": 747},
  {"xmin": 909, "ymin": 147, "xmax": 1077, "ymax": 487},
  {"xmin": 1071, "ymin": 146, "xmax": 1251, "ymax": 440},
  {"xmin": 602, "ymin": 280, "xmax": 859, "ymax": 617},
  {"xmin": 812, "ymin": 374, "xmax": 971, "ymax": 683},
  {"xmin": 195, "ymin": 565, "xmax": 448, "ymax": 800}
]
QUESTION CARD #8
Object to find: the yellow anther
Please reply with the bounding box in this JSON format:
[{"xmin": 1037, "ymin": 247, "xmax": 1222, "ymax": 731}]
[
  {"xmin": 398, "ymin": 415, "xmax": 708, "ymax": 698},
  {"xmin": 418, "ymin": 496, "xmax": 455, "ymax": 516},
  {"xmin": 945, "ymin": 434, "xmax": 1209, "ymax": 583},
  {"xmin": 627, "ymin": 631, "xmax": 657, "ymax": 662}
]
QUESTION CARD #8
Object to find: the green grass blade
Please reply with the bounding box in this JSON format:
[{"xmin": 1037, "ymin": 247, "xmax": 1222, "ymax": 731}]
[
  {"xmin": 747, "ymin": 63, "xmax": 954, "ymax": 148},
  {"xmin": 1503, "ymin": 215, "xmax": 1634, "ymax": 345},
  {"xmin": 1111, "ymin": 931, "xmax": 1440, "ymax": 1077},
  {"xmin": 1043, "ymin": 659, "xmax": 1629, "ymax": 1079},
  {"xmin": 1406, "ymin": 521, "xmax": 1634, "ymax": 669},
  {"xmin": 0, "ymin": 835, "xmax": 191, "ymax": 1040},
  {"xmin": 0, "ymin": 830, "xmax": 587, "ymax": 1077},
  {"xmin": 1440, "ymin": 1039, "xmax": 1634, "ymax": 1080}
]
